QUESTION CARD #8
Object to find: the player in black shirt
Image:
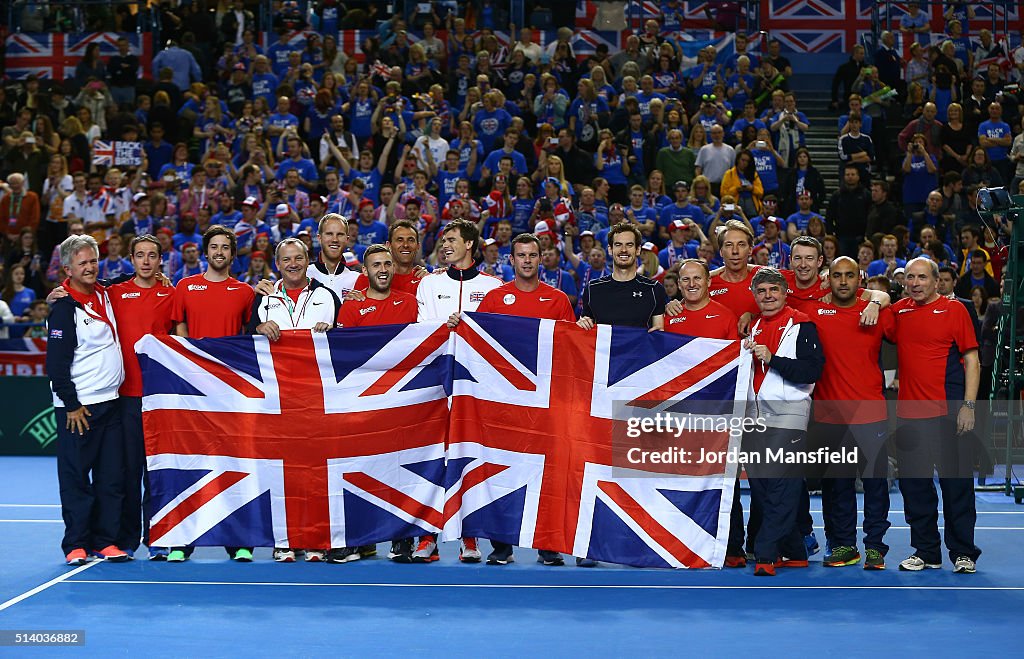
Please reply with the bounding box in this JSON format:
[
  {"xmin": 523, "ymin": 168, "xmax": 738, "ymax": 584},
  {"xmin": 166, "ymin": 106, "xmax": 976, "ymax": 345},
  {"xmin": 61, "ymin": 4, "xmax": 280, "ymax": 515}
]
[{"xmin": 578, "ymin": 222, "xmax": 668, "ymax": 329}]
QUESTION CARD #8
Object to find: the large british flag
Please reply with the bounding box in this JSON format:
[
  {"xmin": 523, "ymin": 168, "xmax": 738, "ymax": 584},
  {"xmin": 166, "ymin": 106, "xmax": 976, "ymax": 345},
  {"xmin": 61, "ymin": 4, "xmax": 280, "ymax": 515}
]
[
  {"xmin": 138, "ymin": 315, "xmax": 749, "ymax": 568},
  {"xmin": 4, "ymin": 32, "xmax": 151, "ymax": 80}
]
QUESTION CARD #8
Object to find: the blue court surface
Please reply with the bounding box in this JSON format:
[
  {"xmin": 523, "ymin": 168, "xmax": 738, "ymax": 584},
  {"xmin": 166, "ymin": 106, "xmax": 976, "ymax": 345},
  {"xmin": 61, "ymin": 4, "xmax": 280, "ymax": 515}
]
[{"xmin": 1, "ymin": 456, "xmax": 1022, "ymax": 657}]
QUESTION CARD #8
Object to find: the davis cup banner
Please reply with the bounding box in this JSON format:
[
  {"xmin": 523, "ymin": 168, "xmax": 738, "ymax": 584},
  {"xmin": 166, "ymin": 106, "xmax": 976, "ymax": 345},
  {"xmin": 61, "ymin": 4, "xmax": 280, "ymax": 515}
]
[{"xmin": 137, "ymin": 314, "xmax": 750, "ymax": 568}]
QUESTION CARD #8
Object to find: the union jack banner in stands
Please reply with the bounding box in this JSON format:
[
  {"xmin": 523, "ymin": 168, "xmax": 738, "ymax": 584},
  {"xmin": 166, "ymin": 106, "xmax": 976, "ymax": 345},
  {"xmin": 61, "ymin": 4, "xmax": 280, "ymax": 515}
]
[
  {"xmin": 3, "ymin": 32, "xmax": 151, "ymax": 80},
  {"xmin": 138, "ymin": 315, "xmax": 750, "ymax": 568}
]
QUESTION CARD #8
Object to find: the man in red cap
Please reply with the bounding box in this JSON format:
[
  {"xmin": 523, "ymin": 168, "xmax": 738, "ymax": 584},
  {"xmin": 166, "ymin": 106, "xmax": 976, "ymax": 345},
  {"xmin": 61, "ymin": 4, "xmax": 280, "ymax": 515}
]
[
  {"xmin": 355, "ymin": 198, "xmax": 388, "ymax": 246},
  {"xmin": 754, "ymin": 216, "xmax": 790, "ymax": 269}
]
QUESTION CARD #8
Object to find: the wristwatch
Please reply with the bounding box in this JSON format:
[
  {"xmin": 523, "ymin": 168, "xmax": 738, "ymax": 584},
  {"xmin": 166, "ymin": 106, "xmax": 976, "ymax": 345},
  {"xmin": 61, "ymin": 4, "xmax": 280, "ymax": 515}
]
[
  {"xmin": 961, "ymin": 400, "xmax": 976, "ymax": 410},
  {"xmin": 869, "ymin": 299, "xmax": 882, "ymax": 306}
]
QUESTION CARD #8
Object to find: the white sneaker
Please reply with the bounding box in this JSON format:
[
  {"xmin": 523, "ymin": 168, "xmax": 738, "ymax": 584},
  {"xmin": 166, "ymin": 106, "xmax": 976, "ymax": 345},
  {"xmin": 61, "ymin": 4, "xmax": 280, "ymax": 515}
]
[
  {"xmin": 898, "ymin": 554, "xmax": 941, "ymax": 571},
  {"xmin": 411, "ymin": 536, "xmax": 439, "ymax": 563},
  {"xmin": 273, "ymin": 548, "xmax": 296, "ymax": 563},
  {"xmin": 953, "ymin": 556, "xmax": 977, "ymax": 574},
  {"xmin": 305, "ymin": 550, "xmax": 325, "ymax": 562},
  {"xmin": 459, "ymin": 537, "xmax": 482, "ymax": 563}
]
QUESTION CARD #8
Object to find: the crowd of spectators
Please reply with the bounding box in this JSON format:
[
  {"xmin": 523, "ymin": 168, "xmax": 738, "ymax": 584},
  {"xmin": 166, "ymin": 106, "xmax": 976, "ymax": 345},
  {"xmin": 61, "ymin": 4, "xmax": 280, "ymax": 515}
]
[{"xmin": 0, "ymin": 0, "xmax": 1019, "ymax": 350}]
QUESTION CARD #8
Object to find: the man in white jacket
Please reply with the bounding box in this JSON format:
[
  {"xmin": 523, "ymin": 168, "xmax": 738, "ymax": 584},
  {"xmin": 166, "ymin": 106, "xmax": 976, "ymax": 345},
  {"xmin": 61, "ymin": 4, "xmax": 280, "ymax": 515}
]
[
  {"xmin": 413, "ymin": 218, "xmax": 500, "ymax": 563},
  {"xmin": 743, "ymin": 267, "xmax": 824, "ymax": 577}
]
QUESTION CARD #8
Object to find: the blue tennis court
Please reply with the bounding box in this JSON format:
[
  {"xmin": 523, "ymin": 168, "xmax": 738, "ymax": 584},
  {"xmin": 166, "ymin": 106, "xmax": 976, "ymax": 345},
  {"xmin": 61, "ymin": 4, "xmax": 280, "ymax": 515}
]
[{"xmin": 1, "ymin": 456, "xmax": 1022, "ymax": 655}]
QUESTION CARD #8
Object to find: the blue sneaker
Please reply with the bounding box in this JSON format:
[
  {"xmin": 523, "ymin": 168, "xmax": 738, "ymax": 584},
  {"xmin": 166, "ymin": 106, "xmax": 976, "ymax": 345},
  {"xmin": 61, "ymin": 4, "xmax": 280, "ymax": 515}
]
[
  {"xmin": 148, "ymin": 547, "xmax": 169, "ymax": 561},
  {"xmin": 575, "ymin": 557, "xmax": 598, "ymax": 568},
  {"xmin": 804, "ymin": 533, "xmax": 820, "ymax": 557}
]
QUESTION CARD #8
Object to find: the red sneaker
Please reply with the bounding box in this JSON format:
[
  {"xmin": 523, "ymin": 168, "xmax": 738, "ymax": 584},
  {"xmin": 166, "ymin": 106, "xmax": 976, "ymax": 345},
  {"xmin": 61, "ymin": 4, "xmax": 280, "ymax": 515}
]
[
  {"xmin": 94, "ymin": 545, "xmax": 131, "ymax": 562},
  {"xmin": 754, "ymin": 562, "xmax": 776, "ymax": 576},
  {"xmin": 777, "ymin": 557, "xmax": 809, "ymax": 568},
  {"xmin": 65, "ymin": 549, "xmax": 88, "ymax": 566},
  {"xmin": 724, "ymin": 554, "xmax": 747, "ymax": 568}
]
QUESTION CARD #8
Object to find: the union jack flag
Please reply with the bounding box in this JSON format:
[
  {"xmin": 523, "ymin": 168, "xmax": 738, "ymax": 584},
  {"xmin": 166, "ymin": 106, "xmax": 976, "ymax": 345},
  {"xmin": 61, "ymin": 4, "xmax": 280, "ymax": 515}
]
[
  {"xmin": 138, "ymin": 315, "xmax": 750, "ymax": 568},
  {"xmin": 572, "ymin": 30, "xmax": 623, "ymax": 56},
  {"xmin": 4, "ymin": 32, "xmax": 150, "ymax": 80},
  {"xmin": 445, "ymin": 314, "xmax": 750, "ymax": 568}
]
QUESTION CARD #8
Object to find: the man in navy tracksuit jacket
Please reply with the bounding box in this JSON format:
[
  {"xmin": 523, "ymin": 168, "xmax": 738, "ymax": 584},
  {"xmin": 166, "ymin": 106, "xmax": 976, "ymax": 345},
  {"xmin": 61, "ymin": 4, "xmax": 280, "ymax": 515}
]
[
  {"xmin": 47, "ymin": 235, "xmax": 129, "ymax": 565},
  {"xmin": 743, "ymin": 267, "xmax": 824, "ymax": 576}
]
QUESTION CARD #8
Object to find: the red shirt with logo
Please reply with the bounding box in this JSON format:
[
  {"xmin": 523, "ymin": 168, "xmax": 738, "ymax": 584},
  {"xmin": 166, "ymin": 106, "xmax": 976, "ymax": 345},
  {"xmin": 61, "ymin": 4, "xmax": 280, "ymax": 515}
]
[
  {"xmin": 476, "ymin": 281, "xmax": 575, "ymax": 321},
  {"xmin": 708, "ymin": 266, "xmax": 760, "ymax": 318},
  {"xmin": 781, "ymin": 269, "xmax": 831, "ymax": 314},
  {"xmin": 354, "ymin": 271, "xmax": 424, "ymax": 296},
  {"xmin": 887, "ymin": 294, "xmax": 978, "ymax": 418},
  {"xmin": 664, "ymin": 299, "xmax": 739, "ymax": 339},
  {"xmin": 809, "ymin": 298, "xmax": 893, "ymax": 424},
  {"xmin": 172, "ymin": 274, "xmax": 254, "ymax": 339},
  {"xmin": 109, "ymin": 279, "xmax": 177, "ymax": 397},
  {"xmin": 336, "ymin": 289, "xmax": 418, "ymax": 327}
]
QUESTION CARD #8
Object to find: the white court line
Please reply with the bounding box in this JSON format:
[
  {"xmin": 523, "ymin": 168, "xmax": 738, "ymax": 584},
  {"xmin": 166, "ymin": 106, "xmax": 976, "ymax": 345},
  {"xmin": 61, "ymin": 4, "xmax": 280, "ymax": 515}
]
[
  {"xmin": 0, "ymin": 504, "xmax": 61, "ymax": 508},
  {"xmin": 63, "ymin": 579, "xmax": 1024, "ymax": 591},
  {"xmin": 809, "ymin": 510, "xmax": 1024, "ymax": 515},
  {"xmin": 0, "ymin": 519, "xmax": 63, "ymax": 523},
  {"xmin": 812, "ymin": 526, "xmax": 1024, "ymax": 531},
  {"xmin": 0, "ymin": 561, "xmax": 100, "ymax": 612}
]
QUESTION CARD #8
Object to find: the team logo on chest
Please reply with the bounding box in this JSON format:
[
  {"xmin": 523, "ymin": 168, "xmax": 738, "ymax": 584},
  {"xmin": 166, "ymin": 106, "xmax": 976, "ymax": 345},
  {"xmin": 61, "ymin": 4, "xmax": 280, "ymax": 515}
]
[{"xmin": 503, "ymin": 294, "xmax": 516, "ymax": 305}]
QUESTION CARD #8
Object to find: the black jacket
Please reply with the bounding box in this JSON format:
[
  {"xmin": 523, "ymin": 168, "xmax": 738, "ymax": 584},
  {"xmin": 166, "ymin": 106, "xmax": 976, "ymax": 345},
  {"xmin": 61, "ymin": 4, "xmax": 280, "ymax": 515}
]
[
  {"xmin": 831, "ymin": 57, "xmax": 868, "ymax": 104},
  {"xmin": 779, "ymin": 166, "xmax": 826, "ymax": 216},
  {"xmin": 826, "ymin": 185, "xmax": 872, "ymax": 240}
]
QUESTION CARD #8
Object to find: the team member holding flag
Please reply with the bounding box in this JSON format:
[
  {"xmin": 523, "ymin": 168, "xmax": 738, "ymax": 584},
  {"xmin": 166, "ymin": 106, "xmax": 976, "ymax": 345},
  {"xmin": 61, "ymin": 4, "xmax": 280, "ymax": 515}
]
[
  {"xmin": 476, "ymin": 233, "xmax": 578, "ymax": 566},
  {"xmin": 414, "ymin": 218, "xmax": 502, "ymax": 563}
]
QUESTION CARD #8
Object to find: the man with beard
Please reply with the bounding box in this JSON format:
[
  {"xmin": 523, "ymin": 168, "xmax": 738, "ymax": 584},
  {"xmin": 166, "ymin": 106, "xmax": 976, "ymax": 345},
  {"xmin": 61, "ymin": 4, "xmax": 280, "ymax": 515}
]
[
  {"xmin": 809, "ymin": 257, "xmax": 894, "ymax": 570},
  {"xmin": 169, "ymin": 226, "xmax": 256, "ymax": 562},
  {"xmin": 577, "ymin": 222, "xmax": 667, "ymax": 330}
]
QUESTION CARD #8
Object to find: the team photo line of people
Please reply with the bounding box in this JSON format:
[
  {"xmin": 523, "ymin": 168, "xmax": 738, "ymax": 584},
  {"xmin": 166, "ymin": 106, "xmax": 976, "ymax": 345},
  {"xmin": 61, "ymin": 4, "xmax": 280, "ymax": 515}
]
[{"xmin": 2, "ymin": 0, "xmax": 1020, "ymax": 579}]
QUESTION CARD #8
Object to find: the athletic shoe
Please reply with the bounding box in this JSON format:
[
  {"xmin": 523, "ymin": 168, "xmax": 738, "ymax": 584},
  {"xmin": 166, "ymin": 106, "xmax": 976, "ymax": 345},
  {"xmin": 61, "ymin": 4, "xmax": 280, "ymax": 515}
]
[
  {"xmin": 776, "ymin": 557, "xmax": 809, "ymax": 568},
  {"xmin": 898, "ymin": 554, "xmax": 941, "ymax": 571},
  {"xmin": 273, "ymin": 548, "xmax": 296, "ymax": 563},
  {"xmin": 232, "ymin": 548, "xmax": 254, "ymax": 562},
  {"xmin": 94, "ymin": 545, "xmax": 131, "ymax": 562},
  {"xmin": 863, "ymin": 548, "xmax": 885, "ymax": 571},
  {"xmin": 166, "ymin": 549, "xmax": 187, "ymax": 563},
  {"xmin": 326, "ymin": 547, "xmax": 361, "ymax": 564},
  {"xmin": 359, "ymin": 545, "xmax": 377, "ymax": 558},
  {"xmin": 460, "ymin": 538, "xmax": 482, "ymax": 563},
  {"xmin": 823, "ymin": 546, "xmax": 861, "ymax": 567},
  {"xmin": 411, "ymin": 536, "xmax": 439, "ymax": 563},
  {"xmin": 754, "ymin": 562, "xmax": 776, "ymax": 576},
  {"xmin": 575, "ymin": 557, "xmax": 597, "ymax": 568},
  {"xmin": 537, "ymin": 550, "xmax": 564, "ymax": 566},
  {"xmin": 388, "ymin": 539, "xmax": 414, "ymax": 562},
  {"xmin": 953, "ymin": 556, "xmax": 977, "ymax": 574},
  {"xmin": 65, "ymin": 549, "xmax": 88, "ymax": 566},
  {"xmin": 305, "ymin": 550, "xmax": 325, "ymax": 562},
  {"xmin": 148, "ymin": 547, "xmax": 169, "ymax": 561},
  {"xmin": 486, "ymin": 545, "xmax": 514, "ymax": 565},
  {"xmin": 804, "ymin": 533, "xmax": 820, "ymax": 557},
  {"xmin": 724, "ymin": 553, "xmax": 747, "ymax": 568}
]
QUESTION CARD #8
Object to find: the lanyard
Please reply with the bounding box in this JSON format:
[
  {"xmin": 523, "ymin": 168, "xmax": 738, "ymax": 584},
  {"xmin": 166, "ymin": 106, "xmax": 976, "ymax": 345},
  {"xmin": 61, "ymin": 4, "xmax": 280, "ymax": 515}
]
[{"xmin": 272, "ymin": 279, "xmax": 313, "ymax": 328}]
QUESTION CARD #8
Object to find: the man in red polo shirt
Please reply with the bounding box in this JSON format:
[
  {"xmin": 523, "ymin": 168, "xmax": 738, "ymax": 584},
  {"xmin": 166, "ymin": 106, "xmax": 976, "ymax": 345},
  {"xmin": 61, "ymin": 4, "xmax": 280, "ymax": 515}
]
[
  {"xmin": 170, "ymin": 225, "xmax": 256, "ymax": 562},
  {"xmin": 708, "ymin": 219, "xmax": 760, "ymax": 323},
  {"xmin": 337, "ymin": 244, "xmax": 418, "ymax": 328},
  {"xmin": 886, "ymin": 257, "xmax": 981, "ymax": 574},
  {"xmin": 809, "ymin": 256, "xmax": 894, "ymax": 570},
  {"xmin": 664, "ymin": 259, "xmax": 739, "ymax": 340},
  {"xmin": 476, "ymin": 232, "xmax": 579, "ymax": 567},
  {"xmin": 109, "ymin": 235, "xmax": 176, "ymax": 559},
  {"xmin": 664, "ymin": 257, "xmax": 753, "ymax": 566}
]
